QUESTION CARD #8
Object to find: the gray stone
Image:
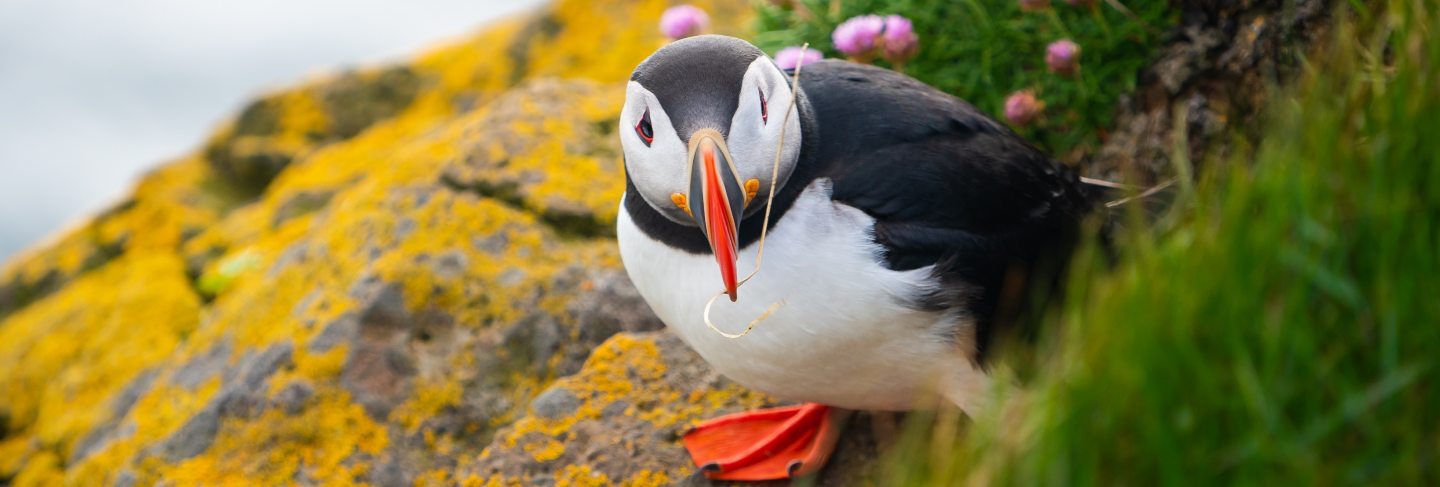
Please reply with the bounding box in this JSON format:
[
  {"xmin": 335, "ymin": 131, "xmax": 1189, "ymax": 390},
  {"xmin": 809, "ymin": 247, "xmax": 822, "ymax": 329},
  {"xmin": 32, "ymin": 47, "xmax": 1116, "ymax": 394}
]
[
  {"xmin": 271, "ymin": 191, "xmax": 334, "ymax": 228},
  {"xmin": 213, "ymin": 387, "xmax": 265, "ymax": 420},
  {"xmin": 309, "ymin": 313, "xmax": 357, "ymax": 352},
  {"xmin": 358, "ymin": 283, "xmax": 411, "ymax": 337},
  {"xmin": 172, "ymin": 340, "xmax": 232, "ymax": 390},
  {"xmin": 529, "ymin": 388, "xmax": 581, "ymax": 420},
  {"xmin": 158, "ymin": 405, "xmax": 220, "ymax": 461},
  {"xmin": 369, "ymin": 459, "xmax": 412, "ymax": 487},
  {"xmin": 341, "ymin": 344, "xmax": 415, "ymax": 419},
  {"xmin": 273, "ymin": 380, "xmax": 316, "ymax": 415},
  {"xmin": 238, "ymin": 341, "xmax": 294, "ymax": 390},
  {"xmin": 569, "ymin": 269, "xmax": 663, "ymax": 343},
  {"xmin": 432, "ymin": 249, "xmax": 468, "ymax": 280},
  {"xmin": 113, "ymin": 469, "xmax": 137, "ymax": 487},
  {"xmin": 111, "ymin": 369, "xmax": 158, "ymax": 419}
]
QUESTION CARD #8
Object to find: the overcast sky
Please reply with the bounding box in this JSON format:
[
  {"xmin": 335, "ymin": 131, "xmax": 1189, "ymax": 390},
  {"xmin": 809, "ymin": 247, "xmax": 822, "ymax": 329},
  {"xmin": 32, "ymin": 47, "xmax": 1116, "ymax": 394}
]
[{"xmin": 0, "ymin": 0, "xmax": 545, "ymax": 262}]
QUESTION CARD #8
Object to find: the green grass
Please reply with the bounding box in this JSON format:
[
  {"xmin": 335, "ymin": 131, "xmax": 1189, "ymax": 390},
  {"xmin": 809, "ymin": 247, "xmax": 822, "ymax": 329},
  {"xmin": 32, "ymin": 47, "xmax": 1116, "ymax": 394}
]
[
  {"xmin": 754, "ymin": 0, "xmax": 1173, "ymax": 159},
  {"xmin": 876, "ymin": 2, "xmax": 1439, "ymax": 484}
]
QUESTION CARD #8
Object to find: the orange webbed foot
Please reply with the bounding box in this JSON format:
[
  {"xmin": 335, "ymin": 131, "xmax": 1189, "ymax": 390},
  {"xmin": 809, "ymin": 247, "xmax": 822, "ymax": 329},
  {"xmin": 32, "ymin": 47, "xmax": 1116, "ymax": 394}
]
[{"xmin": 682, "ymin": 403, "xmax": 849, "ymax": 481}]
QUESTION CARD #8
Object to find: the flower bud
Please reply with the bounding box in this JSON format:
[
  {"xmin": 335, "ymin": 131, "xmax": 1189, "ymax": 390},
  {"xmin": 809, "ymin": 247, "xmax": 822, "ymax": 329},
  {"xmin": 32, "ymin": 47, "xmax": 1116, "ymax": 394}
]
[
  {"xmin": 774, "ymin": 46, "xmax": 823, "ymax": 69},
  {"xmin": 1045, "ymin": 39, "xmax": 1081, "ymax": 76},
  {"xmin": 832, "ymin": 15, "xmax": 885, "ymax": 62},
  {"xmin": 1004, "ymin": 91, "xmax": 1044, "ymax": 126},
  {"xmin": 659, "ymin": 5, "xmax": 709, "ymax": 40},
  {"xmin": 880, "ymin": 15, "xmax": 919, "ymax": 65}
]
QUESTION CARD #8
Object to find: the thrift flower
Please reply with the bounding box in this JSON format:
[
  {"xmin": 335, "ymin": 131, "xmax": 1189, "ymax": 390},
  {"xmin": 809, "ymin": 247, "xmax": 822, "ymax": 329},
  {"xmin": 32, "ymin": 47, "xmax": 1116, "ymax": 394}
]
[
  {"xmin": 1045, "ymin": 39, "xmax": 1082, "ymax": 76},
  {"xmin": 775, "ymin": 46, "xmax": 823, "ymax": 69},
  {"xmin": 660, "ymin": 5, "xmax": 709, "ymax": 40},
  {"xmin": 832, "ymin": 15, "xmax": 885, "ymax": 61},
  {"xmin": 1019, "ymin": 0, "xmax": 1051, "ymax": 11},
  {"xmin": 881, "ymin": 15, "xmax": 919, "ymax": 66},
  {"xmin": 1004, "ymin": 91, "xmax": 1044, "ymax": 126}
]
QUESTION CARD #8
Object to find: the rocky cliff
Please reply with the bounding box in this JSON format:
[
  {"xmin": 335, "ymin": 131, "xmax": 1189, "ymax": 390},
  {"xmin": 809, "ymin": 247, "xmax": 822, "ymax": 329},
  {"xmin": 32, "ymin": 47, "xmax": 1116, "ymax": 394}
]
[
  {"xmin": 0, "ymin": 0, "xmax": 1337, "ymax": 485},
  {"xmin": 0, "ymin": 1, "xmax": 780, "ymax": 484}
]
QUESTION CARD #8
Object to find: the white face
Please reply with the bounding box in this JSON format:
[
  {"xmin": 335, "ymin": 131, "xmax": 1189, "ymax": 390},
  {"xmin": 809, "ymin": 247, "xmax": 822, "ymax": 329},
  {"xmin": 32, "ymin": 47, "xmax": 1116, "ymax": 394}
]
[{"xmin": 620, "ymin": 56, "xmax": 803, "ymax": 225}]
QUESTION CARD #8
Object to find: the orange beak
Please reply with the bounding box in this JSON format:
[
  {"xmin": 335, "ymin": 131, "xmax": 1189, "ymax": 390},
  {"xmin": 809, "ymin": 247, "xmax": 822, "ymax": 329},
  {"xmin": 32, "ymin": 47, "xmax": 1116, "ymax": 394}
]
[{"xmin": 689, "ymin": 131, "xmax": 744, "ymax": 301}]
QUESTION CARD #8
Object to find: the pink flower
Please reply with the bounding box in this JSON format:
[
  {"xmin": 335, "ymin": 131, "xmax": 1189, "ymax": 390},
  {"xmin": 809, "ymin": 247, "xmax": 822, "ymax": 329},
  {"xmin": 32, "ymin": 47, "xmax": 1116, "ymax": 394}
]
[
  {"xmin": 881, "ymin": 15, "xmax": 919, "ymax": 65},
  {"xmin": 659, "ymin": 5, "xmax": 709, "ymax": 40},
  {"xmin": 1045, "ymin": 39, "xmax": 1082, "ymax": 76},
  {"xmin": 774, "ymin": 46, "xmax": 823, "ymax": 69},
  {"xmin": 1019, "ymin": 0, "xmax": 1051, "ymax": 11},
  {"xmin": 1004, "ymin": 91, "xmax": 1044, "ymax": 126},
  {"xmin": 832, "ymin": 15, "xmax": 885, "ymax": 60}
]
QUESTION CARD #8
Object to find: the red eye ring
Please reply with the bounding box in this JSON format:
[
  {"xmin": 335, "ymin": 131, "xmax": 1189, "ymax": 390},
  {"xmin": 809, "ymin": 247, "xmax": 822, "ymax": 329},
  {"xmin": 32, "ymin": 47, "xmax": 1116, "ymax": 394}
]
[
  {"xmin": 758, "ymin": 88, "xmax": 768, "ymax": 124},
  {"xmin": 635, "ymin": 109, "xmax": 654, "ymax": 146}
]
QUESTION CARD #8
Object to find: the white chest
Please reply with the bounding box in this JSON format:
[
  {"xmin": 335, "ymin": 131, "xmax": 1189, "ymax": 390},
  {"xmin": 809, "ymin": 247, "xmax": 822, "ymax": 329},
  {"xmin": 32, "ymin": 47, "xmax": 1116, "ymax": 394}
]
[{"xmin": 617, "ymin": 180, "xmax": 986, "ymax": 411}]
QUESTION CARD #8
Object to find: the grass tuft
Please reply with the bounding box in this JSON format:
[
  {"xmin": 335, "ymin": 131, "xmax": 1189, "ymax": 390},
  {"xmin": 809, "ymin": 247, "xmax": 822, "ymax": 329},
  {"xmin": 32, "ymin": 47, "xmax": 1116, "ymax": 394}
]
[{"xmin": 882, "ymin": 2, "xmax": 1440, "ymax": 484}]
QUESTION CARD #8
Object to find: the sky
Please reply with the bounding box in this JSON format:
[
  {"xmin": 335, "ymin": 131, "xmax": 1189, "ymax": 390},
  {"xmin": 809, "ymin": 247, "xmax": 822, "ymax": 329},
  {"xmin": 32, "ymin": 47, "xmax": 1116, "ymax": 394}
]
[{"xmin": 0, "ymin": 0, "xmax": 546, "ymax": 262}]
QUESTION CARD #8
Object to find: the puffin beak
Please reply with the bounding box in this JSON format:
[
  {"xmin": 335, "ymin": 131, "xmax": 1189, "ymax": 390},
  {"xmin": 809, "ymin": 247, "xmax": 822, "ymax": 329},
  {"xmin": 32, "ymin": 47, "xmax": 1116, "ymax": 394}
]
[{"xmin": 688, "ymin": 131, "xmax": 746, "ymax": 302}]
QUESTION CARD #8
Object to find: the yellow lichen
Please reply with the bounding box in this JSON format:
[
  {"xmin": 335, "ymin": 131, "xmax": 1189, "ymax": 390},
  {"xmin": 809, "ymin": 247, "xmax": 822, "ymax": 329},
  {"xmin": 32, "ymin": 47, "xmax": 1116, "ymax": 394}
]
[
  {"xmin": 67, "ymin": 379, "xmax": 221, "ymax": 485},
  {"xmin": 11, "ymin": 451, "xmax": 62, "ymax": 487},
  {"xmin": 1, "ymin": 0, "xmax": 756, "ymax": 481},
  {"xmin": 526, "ymin": 438, "xmax": 567, "ymax": 462},
  {"xmin": 620, "ymin": 469, "xmax": 672, "ymax": 487},
  {"xmin": 157, "ymin": 389, "xmax": 386, "ymax": 485},
  {"xmin": 416, "ymin": 468, "xmax": 451, "ymax": 486},
  {"xmin": 390, "ymin": 379, "xmax": 463, "ymax": 432},
  {"xmin": 555, "ymin": 464, "xmax": 610, "ymax": 487},
  {"xmin": 0, "ymin": 253, "xmax": 199, "ymax": 469}
]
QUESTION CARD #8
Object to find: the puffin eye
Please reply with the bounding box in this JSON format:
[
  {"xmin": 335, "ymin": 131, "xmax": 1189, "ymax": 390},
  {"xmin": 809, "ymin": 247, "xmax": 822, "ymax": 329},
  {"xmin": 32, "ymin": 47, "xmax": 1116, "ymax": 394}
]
[
  {"xmin": 758, "ymin": 88, "xmax": 768, "ymax": 124},
  {"xmin": 635, "ymin": 109, "xmax": 654, "ymax": 146}
]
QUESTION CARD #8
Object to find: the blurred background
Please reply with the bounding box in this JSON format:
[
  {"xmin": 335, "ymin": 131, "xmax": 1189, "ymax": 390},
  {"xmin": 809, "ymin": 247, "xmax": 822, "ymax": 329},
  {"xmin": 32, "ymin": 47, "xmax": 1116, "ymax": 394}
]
[{"xmin": 0, "ymin": 0, "xmax": 543, "ymax": 260}]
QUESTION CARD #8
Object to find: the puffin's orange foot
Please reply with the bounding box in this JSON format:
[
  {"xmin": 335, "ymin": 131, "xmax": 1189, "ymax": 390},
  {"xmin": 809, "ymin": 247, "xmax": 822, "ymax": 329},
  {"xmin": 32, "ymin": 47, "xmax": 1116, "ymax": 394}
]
[{"xmin": 682, "ymin": 403, "xmax": 849, "ymax": 481}]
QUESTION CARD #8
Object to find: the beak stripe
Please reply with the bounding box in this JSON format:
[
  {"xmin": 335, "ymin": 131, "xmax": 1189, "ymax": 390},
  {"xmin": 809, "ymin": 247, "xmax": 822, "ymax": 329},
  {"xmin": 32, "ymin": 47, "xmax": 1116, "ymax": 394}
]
[{"xmin": 702, "ymin": 143, "xmax": 740, "ymax": 301}]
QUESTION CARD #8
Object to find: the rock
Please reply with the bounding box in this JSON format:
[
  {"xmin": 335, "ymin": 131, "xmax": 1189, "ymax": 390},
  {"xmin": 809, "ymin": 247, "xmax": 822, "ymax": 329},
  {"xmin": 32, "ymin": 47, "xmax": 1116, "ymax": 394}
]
[
  {"xmin": 342, "ymin": 343, "xmax": 417, "ymax": 419},
  {"xmin": 530, "ymin": 388, "xmax": 581, "ymax": 420},
  {"xmin": 172, "ymin": 341, "xmax": 233, "ymax": 390},
  {"xmin": 271, "ymin": 190, "xmax": 334, "ymax": 228},
  {"xmin": 156, "ymin": 406, "xmax": 220, "ymax": 462},
  {"xmin": 236, "ymin": 342, "xmax": 295, "ymax": 390},
  {"xmin": 1089, "ymin": 0, "xmax": 1331, "ymax": 184},
  {"xmin": 569, "ymin": 269, "xmax": 666, "ymax": 342},
  {"xmin": 272, "ymin": 380, "xmax": 316, "ymax": 415},
  {"xmin": 309, "ymin": 313, "xmax": 358, "ymax": 353},
  {"xmin": 204, "ymin": 66, "xmax": 423, "ymax": 196}
]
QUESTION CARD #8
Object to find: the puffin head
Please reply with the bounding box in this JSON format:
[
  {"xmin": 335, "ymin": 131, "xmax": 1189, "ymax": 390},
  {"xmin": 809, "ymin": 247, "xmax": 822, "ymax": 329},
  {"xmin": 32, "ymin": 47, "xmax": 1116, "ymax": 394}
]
[{"xmin": 621, "ymin": 35, "xmax": 804, "ymax": 301}]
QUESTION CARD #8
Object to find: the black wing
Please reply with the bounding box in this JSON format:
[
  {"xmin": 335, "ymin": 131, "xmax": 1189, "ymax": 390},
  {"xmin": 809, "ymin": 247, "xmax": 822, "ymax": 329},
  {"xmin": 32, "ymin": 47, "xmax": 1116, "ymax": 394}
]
[{"xmin": 797, "ymin": 61, "xmax": 1094, "ymax": 353}]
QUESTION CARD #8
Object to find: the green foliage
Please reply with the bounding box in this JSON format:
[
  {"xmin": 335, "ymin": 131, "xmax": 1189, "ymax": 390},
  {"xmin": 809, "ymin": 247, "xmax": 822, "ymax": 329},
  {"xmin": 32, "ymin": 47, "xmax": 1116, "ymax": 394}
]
[
  {"xmin": 882, "ymin": 2, "xmax": 1440, "ymax": 484},
  {"xmin": 754, "ymin": 0, "xmax": 1174, "ymax": 159}
]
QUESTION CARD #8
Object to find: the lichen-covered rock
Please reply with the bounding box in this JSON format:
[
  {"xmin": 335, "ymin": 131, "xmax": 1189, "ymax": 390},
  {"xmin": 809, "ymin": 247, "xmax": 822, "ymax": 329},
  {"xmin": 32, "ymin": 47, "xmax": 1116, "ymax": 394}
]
[
  {"xmin": 1088, "ymin": 0, "xmax": 1331, "ymax": 183},
  {"xmin": 0, "ymin": 0, "xmax": 773, "ymax": 485}
]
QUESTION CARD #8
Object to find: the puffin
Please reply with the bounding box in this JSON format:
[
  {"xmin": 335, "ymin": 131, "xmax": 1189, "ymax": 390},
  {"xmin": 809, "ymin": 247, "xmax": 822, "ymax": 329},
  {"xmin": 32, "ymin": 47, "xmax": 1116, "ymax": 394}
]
[{"xmin": 616, "ymin": 35, "xmax": 1097, "ymax": 481}]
